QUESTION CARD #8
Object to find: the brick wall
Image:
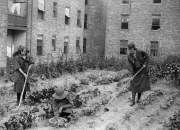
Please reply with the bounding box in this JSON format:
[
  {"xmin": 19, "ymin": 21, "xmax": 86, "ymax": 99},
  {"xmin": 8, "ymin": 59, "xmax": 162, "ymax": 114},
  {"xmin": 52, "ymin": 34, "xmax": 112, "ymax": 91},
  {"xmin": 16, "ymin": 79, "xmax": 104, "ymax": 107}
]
[
  {"xmin": 105, "ymin": 0, "xmax": 180, "ymax": 58},
  {"xmin": 84, "ymin": 0, "xmax": 108, "ymax": 58},
  {"xmin": 29, "ymin": 0, "xmax": 85, "ymax": 63},
  {"xmin": 0, "ymin": 0, "xmax": 8, "ymax": 68}
]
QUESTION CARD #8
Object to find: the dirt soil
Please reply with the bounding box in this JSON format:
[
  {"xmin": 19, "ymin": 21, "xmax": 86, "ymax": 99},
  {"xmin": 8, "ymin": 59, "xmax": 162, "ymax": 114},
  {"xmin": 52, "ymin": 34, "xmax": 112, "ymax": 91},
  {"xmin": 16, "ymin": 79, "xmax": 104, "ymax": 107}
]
[{"xmin": 1, "ymin": 70, "xmax": 180, "ymax": 130}]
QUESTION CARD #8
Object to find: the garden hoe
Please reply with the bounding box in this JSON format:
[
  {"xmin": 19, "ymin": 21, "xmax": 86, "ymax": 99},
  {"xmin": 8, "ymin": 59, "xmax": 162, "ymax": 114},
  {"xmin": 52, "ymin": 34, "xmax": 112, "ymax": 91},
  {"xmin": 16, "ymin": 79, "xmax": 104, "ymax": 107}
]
[
  {"xmin": 17, "ymin": 64, "xmax": 33, "ymax": 111},
  {"xmin": 104, "ymin": 65, "xmax": 145, "ymax": 112}
]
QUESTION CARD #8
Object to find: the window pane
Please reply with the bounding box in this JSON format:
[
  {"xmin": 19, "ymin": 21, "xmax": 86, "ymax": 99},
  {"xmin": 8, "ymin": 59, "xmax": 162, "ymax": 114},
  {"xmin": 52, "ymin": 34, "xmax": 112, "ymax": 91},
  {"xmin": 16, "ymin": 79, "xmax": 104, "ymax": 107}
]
[
  {"xmin": 65, "ymin": 7, "xmax": 70, "ymax": 25},
  {"xmin": 52, "ymin": 36, "xmax": 56, "ymax": 51}
]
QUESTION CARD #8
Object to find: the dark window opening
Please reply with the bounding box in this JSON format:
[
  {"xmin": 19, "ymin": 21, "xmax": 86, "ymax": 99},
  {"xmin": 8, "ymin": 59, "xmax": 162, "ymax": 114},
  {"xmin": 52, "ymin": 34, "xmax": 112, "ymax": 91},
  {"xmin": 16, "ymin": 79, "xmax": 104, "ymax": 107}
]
[
  {"xmin": 122, "ymin": 0, "xmax": 129, "ymax": 4},
  {"xmin": 150, "ymin": 41, "xmax": 159, "ymax": 56},
  {"xmin": 76, "ymin": 37, "xmax": 80, "ymax": 53},
  {"xmin": 84, "ymin": 14, "xmax": 88, "ymax": 29},
  {"xmin": 153, "ymin": 0, "xmax": 161, "ymax": 3},
  {"xmin": 83, "ymin": 38, "xmax": 87, "ymax": 53},
  {"xmin": 38, "ymin": 10, "xmax": 45, "ymax": 20},
  {"xmin": 77, "ymin": 10, "xmax": 82, "ymax": 27},
  {"xmin": 121, "ymin": 15, "xmax": 129, "ymax": 29},
  {"xmin": 152, "ymin": 18, "xmax": 160, "ymax": 30},
  {"xmin": 37, "ymin": 35, "xmax": 43, "ymax": 56},
  {"xmin": 52, "ymin": 35, "xmax": 56, "ymax": 51},
  {"xmin": 53, "ymin": 2, "xmax": 57, "ymax": 17},
  {"xmin": 120, "ymin": 40, "xmax": 128, "ymax": 55}
]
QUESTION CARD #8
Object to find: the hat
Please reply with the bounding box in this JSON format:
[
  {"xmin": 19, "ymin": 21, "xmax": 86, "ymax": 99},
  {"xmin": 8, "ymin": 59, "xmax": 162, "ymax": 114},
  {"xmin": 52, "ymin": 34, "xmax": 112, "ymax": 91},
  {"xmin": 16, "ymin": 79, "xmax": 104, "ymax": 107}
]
[
  {"xmin": 128, "ymin": 42, "xmax": 136, "ymax": 50},
  {"xmin": 17, "ymin": 45, "xmax": 26, "ymax": 52},
  {"xmin": 53, "ymin": 86, "xmax": 68, "ymax": 100}
]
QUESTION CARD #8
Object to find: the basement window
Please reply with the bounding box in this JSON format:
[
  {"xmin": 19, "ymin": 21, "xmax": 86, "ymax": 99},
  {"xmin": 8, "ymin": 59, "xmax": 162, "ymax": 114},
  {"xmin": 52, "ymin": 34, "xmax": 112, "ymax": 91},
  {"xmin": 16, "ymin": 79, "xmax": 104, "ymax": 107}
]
[
  {"xmin": 121, "ymin": 14, "xmax": 129, "ymax": 30},
  {"xmin": 120, "ymin": 40, "xmax": 128, "ymax": 55},
  {"xmin": 150, "ymin": 41, "xmax": 159, "ymax": 56},
  {"xmin": 152, "ymin": 18, "xmax": 160, "ymax": 30}
]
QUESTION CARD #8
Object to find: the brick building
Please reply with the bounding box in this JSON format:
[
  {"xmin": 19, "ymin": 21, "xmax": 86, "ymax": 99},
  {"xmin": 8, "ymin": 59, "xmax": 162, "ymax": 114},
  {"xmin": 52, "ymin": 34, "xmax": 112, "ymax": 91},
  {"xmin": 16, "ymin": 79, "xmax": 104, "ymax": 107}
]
[
  {"xmin": 0, "ymin": 0, "xmax": 8, "ymax": 70},
  {"xmin": 29, "ymin": 0, "xmax": 85, "ymax": 63},
  {"xmin": 84, "ymin": 0, "xmax": 108, "ymax": 58},
  {"xmin": 6, "ymin": 0, "xmax": 85, "ymax": 64},
  {"xmin": 105, "ymin": 0, "xmax": 180, "ymax": 58}
]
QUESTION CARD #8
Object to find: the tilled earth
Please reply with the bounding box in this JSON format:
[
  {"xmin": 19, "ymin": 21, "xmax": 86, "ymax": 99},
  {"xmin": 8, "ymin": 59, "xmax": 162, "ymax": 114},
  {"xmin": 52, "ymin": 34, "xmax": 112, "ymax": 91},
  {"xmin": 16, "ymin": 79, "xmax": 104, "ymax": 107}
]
[{"xmin": 0, "ymin": 70, "xmax": 180, "ymax": 130}]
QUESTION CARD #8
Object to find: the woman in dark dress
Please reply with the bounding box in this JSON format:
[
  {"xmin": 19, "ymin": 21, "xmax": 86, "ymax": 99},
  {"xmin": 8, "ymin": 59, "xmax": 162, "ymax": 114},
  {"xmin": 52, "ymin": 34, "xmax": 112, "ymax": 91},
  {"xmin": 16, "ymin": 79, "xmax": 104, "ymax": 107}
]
[
  {"xmin": 127, "ymin": 42, "xmax": 151, "ymax": 106},
  {"xmin": 12, "ymin": 46, "xmax": 33, "ymax": 105}
]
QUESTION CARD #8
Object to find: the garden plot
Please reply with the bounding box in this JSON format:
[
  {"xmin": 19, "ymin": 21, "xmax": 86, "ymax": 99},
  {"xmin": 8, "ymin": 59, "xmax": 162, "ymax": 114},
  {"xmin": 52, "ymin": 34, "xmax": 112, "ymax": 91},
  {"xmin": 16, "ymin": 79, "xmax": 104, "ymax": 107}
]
[{"xmin": 0, "ymin": 70, "xmax": 180, "ymax": 130}]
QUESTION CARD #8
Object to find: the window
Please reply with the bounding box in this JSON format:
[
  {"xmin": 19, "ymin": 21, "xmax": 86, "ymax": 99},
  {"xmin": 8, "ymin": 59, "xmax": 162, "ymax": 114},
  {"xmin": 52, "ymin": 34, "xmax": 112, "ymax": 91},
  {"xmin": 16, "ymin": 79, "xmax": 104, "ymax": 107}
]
[
  {"xmin": 64, "ymin": 37, "xmax": 69, "ymax": 54},
  {"xmin": 121, "ymin": 14, "xmax": 129, "ymax": 29},
  {"xmin": 77, "ymin": 10, "xmax": 82, "ymax": 27},
  {"xmin": 38, "ymin": 10, "xmax": 45, "ymax": 19},
  {"xmin": 53, "ymin": 2, "xmax": 57, "ymax": 17},
  {"xmin": 65, "ymin": 7, "xmax": 70, "ymax": 25},
  {"xmin": 85, "ymin": 0, "xmax": 88, "ymax": 5},
  {"xmin": 38, "ymin": 0, "xmax": 45, "ymax": 20},
  {"xmin": 52, "ymin": 35, "xmax": 56, "ymax": 51},
  {"xmin": 37, "ymin": 34, "xmax": 43, "ymax": 56},
  {"xmin": 150, "ymin": 41, "xmax": 159, "ymax": 56},
  {"xmin": 152, "ymin": 18, "xmax": 160, "ymax": 30},
  {"xmin": 83, "ymin": 38, "xmax": 87, "ymax": 53},
  {"xmin": 84, "ymin": 14, "xmax": 88, "ymax": 29},
  {"xmin": 76, "ymin": 37, "xmax": 80, "ymax": 53},
  {"xmin": 120, "ymin": 40, "xmax": 128, "ymax": 55},
  {"xmin": 122, "ymin": 0, "xmax": 129, "ymax": 4},
  {"xmin": 153, "ymin": 0, "xmax": 161, "ymax": 3}
]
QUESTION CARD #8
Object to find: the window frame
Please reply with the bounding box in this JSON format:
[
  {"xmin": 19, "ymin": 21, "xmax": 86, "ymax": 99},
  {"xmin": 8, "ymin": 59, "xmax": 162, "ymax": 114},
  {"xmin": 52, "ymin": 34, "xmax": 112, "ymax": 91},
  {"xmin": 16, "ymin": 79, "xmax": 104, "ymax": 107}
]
[
  {"xmin": 121, "ymin": 14, "xmax": 129, "ymax": 30},
  {"xmin": 122, "ymin": 0, "xmax": 129, "ymax": 4},
  {"xmin": 65, "ymin": 7, "xmax": 70, "ymax": 25},
  {"xmin": 76, "ymin": 37, "xmax": 81, "ymax": 53},
  {"xmin": 37, "ymin": 34, "xmax": 44, "ymax": 56},
  {"xmin": 151, "ymin": 18, "xmax": 160, "ymax": 30},
  {"xmin": 153, "ymin": 0, "xmax": 161, "ymax": 4},
  {"xmin": 83, "ymin": 38, "xmax": 87, "ymax": 53},
  {"xmin": 52, "ymin": 35, "xmax": 56, "ymax": 51},
  {"xmin": 53, "ymin": 2, "xmax": 58, "ymax": 18},
  {"xmin": 64, "ymin": 36, "xmax": 69, "ymax": 54},
  {"xmin": 150, "ymin": 41, "xmax": 159, "ymax": 57},
  {"xmin": 77, "ymin": 10, "xmax": 82, "ymax": 28},
  {"xmin": 120, "ymin": 40, "xmax": 128, "ymax": 55}
]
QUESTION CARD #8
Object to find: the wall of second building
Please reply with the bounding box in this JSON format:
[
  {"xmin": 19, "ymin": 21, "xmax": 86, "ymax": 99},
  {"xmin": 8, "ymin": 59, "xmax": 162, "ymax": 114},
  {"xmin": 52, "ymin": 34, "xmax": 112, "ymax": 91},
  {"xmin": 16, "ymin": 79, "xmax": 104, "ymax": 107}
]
[
  {"xmin": 84, "ymin": 0, "xmax": 108, "ymax": 58},
  {"xmin": 105, "ymin": 0, "xmax": 180, "ymax": 58},
  {"xmin": 30, "ymin": 0, "xmax": 85, "ymax": 63},
  {"xmin": 0, "ymin": 0, "xmax": 8, "ymax": 69}
]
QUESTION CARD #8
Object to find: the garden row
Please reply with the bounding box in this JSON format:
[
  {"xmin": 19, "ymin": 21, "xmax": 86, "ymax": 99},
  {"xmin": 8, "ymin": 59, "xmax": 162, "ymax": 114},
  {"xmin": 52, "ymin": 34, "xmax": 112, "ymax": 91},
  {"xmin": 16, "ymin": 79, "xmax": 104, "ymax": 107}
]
[{"xmin": 28, "ymin": 55, "xmax": 180, "ymax": 85}]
